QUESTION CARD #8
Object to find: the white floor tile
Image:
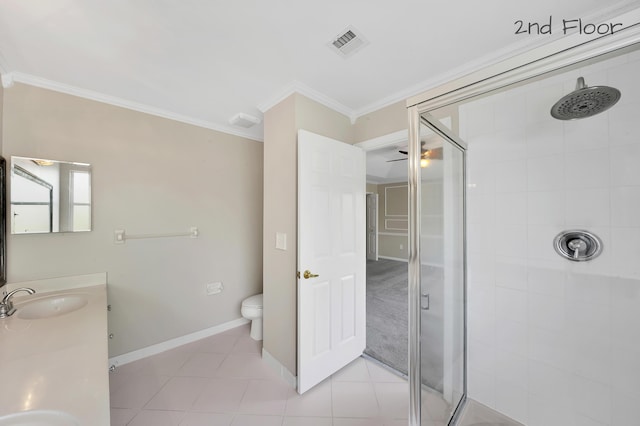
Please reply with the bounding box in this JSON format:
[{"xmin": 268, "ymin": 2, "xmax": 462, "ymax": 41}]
[
  {"xmin": 109, "ymin": 374, "xmax": 170, "ymax": 409},
  {"xmin": 282, "ymin": 416, "xmax": 333, "ymax": 426},
  {"xmin": 374, "ymin": 382, "xmax": 409, "ymax": 420},
  {"xmin": 238, "ymin": 379, "xmax": 289, "ymax": 415},
  {"xmin": 333, "ymin": 418, "xmax": 385, "ymax": 426},
  {"xmin": 191, "ymin": 377, "xmax": 249, "ymax": 412},
  {"xmin": 144, "ymin": 376, "xmax": 209, "ymax": 410},
  {"xmin": 177, "ymin": 352, "xmax": 226, "ymax": 377},
  {"xmin": 285, "ymin": 379, "xmax": 332, "ymax": 417},
  {"xmin": 179, "ymin": 412, "xmax": 234, "ymax": 426},
  {"xmin": 332, "ymin": 381, "xmax": 380, "ymax": 418},
  {"xmin": 230, "ymin": 414, "xmax": 283, "ymax": 426},
  {"xmin": 127, "ymin": 409, "xmax": 184, "ymax": 426},
  {"xmin": 332, "ymin": 357, "xmax": 371, "ymax": 382}
]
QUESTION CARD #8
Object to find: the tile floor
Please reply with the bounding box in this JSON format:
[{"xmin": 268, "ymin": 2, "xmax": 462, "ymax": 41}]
[{"xmin": 109, "ymin": 324, "xmax": 452, "ymax": 426}]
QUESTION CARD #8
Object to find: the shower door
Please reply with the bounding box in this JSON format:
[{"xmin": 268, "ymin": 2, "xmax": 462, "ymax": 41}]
[{"xmin": 408, "ymin": 113, "xmax": 466, "ymax": 426}]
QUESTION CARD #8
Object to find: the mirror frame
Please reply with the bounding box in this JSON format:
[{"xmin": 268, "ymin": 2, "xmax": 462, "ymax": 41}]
[{"xmin": 0, "ymin": 156, "xmax": 6, "ymax": 288}]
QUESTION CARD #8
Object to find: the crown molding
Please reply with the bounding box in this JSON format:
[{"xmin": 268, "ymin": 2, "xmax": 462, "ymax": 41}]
[
  {"xmin": 257, "ymin": 79, "xmax": 356, "ymax": 123},
  {"xmin": 7, "ymin": 72, "xmax": 264, "ymax": 142},
  {"xmin": 1, "ymin": 72, "xmax": 14, "ymax": 88},
  {"xmin": 0, "ymin": 48, "xmax": 9, "ymax": 76}
]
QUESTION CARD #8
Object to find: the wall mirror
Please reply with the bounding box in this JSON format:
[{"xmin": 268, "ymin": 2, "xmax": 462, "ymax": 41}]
[{"xmin": 11, "ymin": 156, "xmax": 92, "ymax": 234}]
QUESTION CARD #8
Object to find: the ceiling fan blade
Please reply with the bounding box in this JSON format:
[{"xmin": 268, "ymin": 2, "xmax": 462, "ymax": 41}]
[
  {"xmin": 386, "ymin": 158, "xmax": 408, "ymax": 162},
  {"xmin": 398, "ymin": 150, "xmax": 408, "ymax": 155}
]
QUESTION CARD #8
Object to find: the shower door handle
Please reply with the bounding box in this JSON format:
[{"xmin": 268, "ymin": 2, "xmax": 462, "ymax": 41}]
[{"xmin": 421, "ymin": 293, "xmax": 430, "ymax": 310}]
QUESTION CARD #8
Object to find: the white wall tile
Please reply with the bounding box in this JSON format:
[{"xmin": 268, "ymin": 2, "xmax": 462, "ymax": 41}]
[
  {"xmin": 463, "ymin": 99, "xmax": 495, "ymax": 138},
  {"xmin": 564, "ymin": 113, "xmax": 609, "ymax": 152},
  {"xmin": 570, "ymin": 334, "xmax": 612, "ymax": 386},
  {"xmin": 495, "ymin": 379, "xmax": 528, "ymax": 424},
  {"xmin": 465, "ymin": 50, "xmax": 640, "ymax": 426},
  {"xmin": 527, "ymin": 225, "xmax": 562, "ymax": 261},
  {"xmin": 570, "ymin": 375, "xmax": 611, "ymax": 425},
  {"xmin": 528, "ymin": 292, "xmax": 565, "ymax": 333},
  {"xmin": 565, "ymin": 148, "xmax": 610, "ymax": 190},
  {"xmin": 495, "ymin": 320, "xmax": 528, "ymax": 357},
  {"xmin": 495, "ymin": 287, "xmax": 527, "ymax": 323},
  {"xmin": 526, "ymin": 121, "xmax": 564, "ymax": 158},
  {"xmin": 493, "ymin": 129, "xmax": 527, "ymax": 162},
  {"xmin": 528, "ymin": 360, "xmax": 571, "ymax": 402},
  {"xmin": 608, "ymin": 58, "xmax": 640, "ymax": 108},
  {"xmin": 611, "ymin": 344, "xmax": 640, "ymax": 400},
  {"xmin": 467, "ymin": 159, "xmax": 496, "ymax": 194},
  {"xmin": 528, "ymin": 327, "xmax": 570, "ymax": 369},
  {"xmin": 468, "ymin": 339, "xmax": 496, "ymax": 375},
  {"xmin": 495, "ymin": 160, "xmax": 527, "ymax": 193},
  {"xmin": 495, "ymin": 192, "xmax": 527, "ymax": 226},
  {"xmin": 611, "ymin": 143, "xmax": 640, "ymax": 186},
  {"xmin": 609, "ymin": 101, "xmax": 640, "ymax": 146},
  {"xmin": 525, "ymin": 82, "xmax": 564, "ymax": 125},
  {"xmin": 527, "ymin": 190, "xmax": 565, "ymax": 226},
  {"xmin": 467, "ymin": 222, "xmax": 496, "ymax": 255},
  {"xmin": 566, "ymin": 300, "xmax": 611, "ymax": 338},
  {"xmin": 564, "ymin": 188, "xmax": 610, "ymax": 228},
  {"xmin": 611, "ymin": 186, "xmax": 640, "ymax": 227},
  {"xmin": 528, "ymin": 392, "xmax": 572, "ymax": 426},
  {"xmin": 494, "ymin": 92, "xmax": 527, "ymax": 131},
  {"xmin": 565, "ymin": 272, "xmax": 611, "ymax": 306},
  {"xmin": 527, "ymin": 264, "xmax": 565, "ymax": 297},
  {"xmin": 495, "ymin": 351, "xmax": 528, "ymax": 386},
  {"xmin": 467, "ymin": 192, "xmax": 496, "ymax": 225},
  {"xmin": 611, "ymin": 390, "xmax": 640, "ymax": 426},
  {"xmin": 611, "ymin": 227, "xmax": 640, "ymax": 279},
  {"xmin": 468, "ymin": 368, "xmax": 496, "ymax": 408},
  {"xmin": 495, "ymin": 224, "xmax": 527, "ymax": 258},
  {"xmin": 495, "ymin": 256, "xmax": 527, "ymax": 291},
  {"xmin": 610, "ymin": 277, "xmax": 640, "ymax": 352},
  {"xmin": 527, "ymin": 155, "xmax": 564, "ymax": 191}
]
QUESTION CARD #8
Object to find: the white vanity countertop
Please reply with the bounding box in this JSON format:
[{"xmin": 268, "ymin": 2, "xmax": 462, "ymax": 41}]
[{"xmin": 0, "ymin": 274, "xmax": 110, "ymax": 425}]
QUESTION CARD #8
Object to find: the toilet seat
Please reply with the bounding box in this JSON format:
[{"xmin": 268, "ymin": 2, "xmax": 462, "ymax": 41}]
[{"xmin": 242, "ymin": 294, "xmax": 263, "ymax": 309}]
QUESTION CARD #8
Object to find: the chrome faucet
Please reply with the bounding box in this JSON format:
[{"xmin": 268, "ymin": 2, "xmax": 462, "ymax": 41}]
[{"xmin": 0, "ymin": 288, "xmax": 36, "ymax": 318}]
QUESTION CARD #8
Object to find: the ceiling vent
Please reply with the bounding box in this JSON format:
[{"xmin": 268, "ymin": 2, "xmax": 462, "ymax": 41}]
[
  {"xmin": 229, "ymin": 112, "xmax": 261, "ymax": 128},
  {"xmin": 328, "ymin": 26, "xmax": 369, "ymax": 58}
]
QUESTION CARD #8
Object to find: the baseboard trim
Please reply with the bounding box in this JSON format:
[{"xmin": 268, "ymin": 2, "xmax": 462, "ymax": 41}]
[
  {"xmin": 378, "ymin": 256, "xmax": 408, "ymax": 262},
  {"xmin": 262, "ymin": 348, "xmax": 297, "ymax": 389},
  {"xmin": 109, "ymin": 317, "xmax": 250, "ymax": 367}
]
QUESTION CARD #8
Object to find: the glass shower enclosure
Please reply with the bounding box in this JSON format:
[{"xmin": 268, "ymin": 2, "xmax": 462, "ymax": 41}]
[
  {"xmin": 408, "ymin": 16, "xmax": 640, "ymax": 426},
  {"xmin": 407, "ymin": 110, "xmax": 467, "ymax": 425}
]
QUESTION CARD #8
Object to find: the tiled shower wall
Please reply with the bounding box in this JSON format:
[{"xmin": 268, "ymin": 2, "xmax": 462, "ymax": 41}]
[{"xmin": 460, "ymin": 49, "xmax": 640, "ymax": 426}]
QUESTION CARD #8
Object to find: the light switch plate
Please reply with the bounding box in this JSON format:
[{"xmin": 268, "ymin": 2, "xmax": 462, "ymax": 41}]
[{"xmin": 276, "ymin": 232, "xmax": 287, "ymax": 250}]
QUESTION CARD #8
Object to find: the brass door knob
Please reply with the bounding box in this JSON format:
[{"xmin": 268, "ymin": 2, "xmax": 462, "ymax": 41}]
[{"xmin": 303, "ymin": 270, "xmax": 319, "ymax": 279}]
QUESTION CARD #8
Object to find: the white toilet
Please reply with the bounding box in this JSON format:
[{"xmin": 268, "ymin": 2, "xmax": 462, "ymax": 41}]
[{"xmin": 241, "ymin": 293, "xmax": 263, "ymax": 341}]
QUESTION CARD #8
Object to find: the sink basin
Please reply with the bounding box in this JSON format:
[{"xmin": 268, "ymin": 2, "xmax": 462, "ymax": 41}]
[
  {"xmin": 0, "ymin": 410, "xmax": 80, "ymax": 425},
  {"xmin": 17, "ymin": 294, "xmax": 89, "ymax": 319}
]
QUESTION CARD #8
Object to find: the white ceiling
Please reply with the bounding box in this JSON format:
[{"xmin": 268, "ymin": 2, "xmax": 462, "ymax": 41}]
[{"xmin": 0, "ymin": 1, "xmax": 638, "ymax": 142}]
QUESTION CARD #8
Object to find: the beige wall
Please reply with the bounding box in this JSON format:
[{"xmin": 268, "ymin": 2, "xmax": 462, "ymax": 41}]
[
  {"xmin": 2, "ymin": 83, "xmax": 264, "ymax": 357},
  {"xmin": 376, "ymin": 182, "xmax": 408, "ymax": 260},
  {"xmin": 262, "ymin": 93, "xmax": 353, "ymax": 376},
  {"xmin": 353, "ymin": 101, "xmax": 406, "ymax": 143},
  {"xmin": 263, "ymin": 94, "xmax": 297, "ymax": 375}
]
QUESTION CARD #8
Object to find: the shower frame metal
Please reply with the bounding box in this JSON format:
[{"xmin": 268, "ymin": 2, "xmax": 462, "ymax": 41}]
[{"xmin": 406, "ymin": 11, "xmax": 640, "ymax": 425}]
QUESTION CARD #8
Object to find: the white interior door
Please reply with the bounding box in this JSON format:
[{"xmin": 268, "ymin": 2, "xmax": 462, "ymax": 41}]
[
  {"xmin": 366, "ymin": 193, "xmax": 378, "ymax": 261},
  {"xmin": 297, "ymin": 129, "xmax": 366, "ymax": 394}
]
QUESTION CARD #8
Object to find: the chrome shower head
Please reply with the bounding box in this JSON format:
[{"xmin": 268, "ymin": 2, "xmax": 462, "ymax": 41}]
[{"xmin": 550, "ymin": 77, "xmax": 621, "ymax": 120}]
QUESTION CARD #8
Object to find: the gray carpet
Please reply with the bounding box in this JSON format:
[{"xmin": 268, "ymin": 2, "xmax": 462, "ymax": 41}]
[
  {"xmin": 364, "ymin": 258, "xmax": 409, "ymax": 376},
  {"xmin": 364, "ymin": 259, "xmax": 445, "ymax": 392}
]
